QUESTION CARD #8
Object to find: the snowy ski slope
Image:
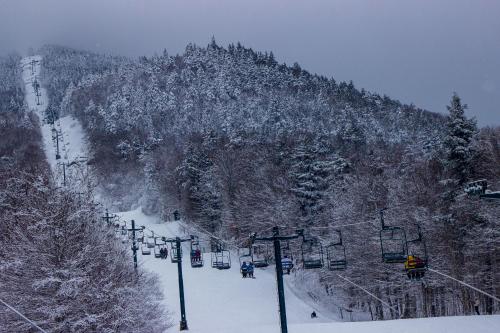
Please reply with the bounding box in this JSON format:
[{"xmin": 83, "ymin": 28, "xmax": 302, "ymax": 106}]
[
  {"xmin": 117, "ymin": 208, "xmax": 500, "ymax": 333},
  {"xmin": 22, "ymin": 55, "xmax": 500, "ymax": 333},
  {"xmin": 117, "ymin": 208, "xmax": 336, "ymax": 333}
]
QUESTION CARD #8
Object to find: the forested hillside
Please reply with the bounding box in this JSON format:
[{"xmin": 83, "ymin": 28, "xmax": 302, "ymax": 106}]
[
  {"xmin": 0, "ymin": 54, "xmax": 169, "ymax": 333},
  {"xmin": 39, "ymin": 42, "xmax": 500, "ymax": 320}
]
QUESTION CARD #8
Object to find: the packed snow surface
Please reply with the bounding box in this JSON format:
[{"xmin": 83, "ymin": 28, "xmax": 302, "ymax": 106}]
[
  {"xmin": 212, "ymin": 315, "xmax": 500, "ymax": 333},
  {"xmin": 117, "ymin": 208, "xmax": 500, "ymax": 333}
]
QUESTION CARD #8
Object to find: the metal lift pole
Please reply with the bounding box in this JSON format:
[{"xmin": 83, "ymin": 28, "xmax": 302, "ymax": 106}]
[
  {"xmin": 103, "ymin": 209, "xmax": 110, "ymax": 226},
  {"xmin": 62, "ymin": 163, "xmax": 66, "ymax": 186},
  {"xmin": 163, "ymin": 235, "xmax": 192, "ymax": 330},
  {"xmin": 272, "ymin": 227, "xmax": 288, "ymax": 333},
  {"xmin": 253, "ymin": 227, "xmax": 303, "ymax": 333},
  {"xmin": 177, "ymin": 237, "xmax": 188, "ymax": 330},
  {"xmin": 55, "ymin": 130, "xmax": 61, "ymax": 160},
  {"xmin": 127, "ymin": 220, "xmax": 144, "ymax": 270},
  {"xmin": 131, "ymin": 220, "xmax": 138, "ymax": 269}
]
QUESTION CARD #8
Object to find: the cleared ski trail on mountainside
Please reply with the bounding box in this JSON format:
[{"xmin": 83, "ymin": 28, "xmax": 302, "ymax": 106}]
[{"xmin": 21, "ymin": 56, "xmax": 88, "ymax": 180}]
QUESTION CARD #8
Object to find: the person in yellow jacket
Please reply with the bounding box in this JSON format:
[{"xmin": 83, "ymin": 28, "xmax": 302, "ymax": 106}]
[{"xmin": 405, "ymin": 255, "xmax": 426, "ymax": 279}]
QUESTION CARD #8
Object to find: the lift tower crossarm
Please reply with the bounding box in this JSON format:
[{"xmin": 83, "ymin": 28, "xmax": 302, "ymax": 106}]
[{"xmin": 101, "ymin": 209, "xmax": 117, "ymax": 226}]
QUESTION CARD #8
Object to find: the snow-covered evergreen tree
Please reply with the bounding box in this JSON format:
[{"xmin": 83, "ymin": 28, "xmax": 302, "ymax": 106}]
[
  {"xmin": 289, "ymin": 139, "xmax": 348, "ymax": 225},
  {"xmin": 443, "ymin": 93, "xmax": 477, "ymax": 185}
]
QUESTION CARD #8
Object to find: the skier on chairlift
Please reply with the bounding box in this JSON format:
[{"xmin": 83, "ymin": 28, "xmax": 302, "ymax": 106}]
[
  {"xmin": 160, "ymin": 247, "xmax": 168, "ymax": 259},
  {"xmin": 405, "ymin": 255, "xmax": 426, "ymax": 279},
  {"xmin": 247, "ymin": 262, "xmax": 255, "ymax": 278},
  {"xmin": 241, "ymin": 261, "xmax": 248, "ymax": 278},
  {"xmin": 282, "ymin": 256, "xmax": 293, "ymax": 274}
]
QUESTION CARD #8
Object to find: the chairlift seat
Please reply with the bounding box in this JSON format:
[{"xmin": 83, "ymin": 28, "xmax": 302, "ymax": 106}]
[
  {"xmin": 281, "ymin": 261, "xmax": 294, "ymax": 274},
  {"xmin": 190, "ymin": 250, "xmax": 203, "ymax": 267},
  {"xmin": 171, "ymin": 249, "xmax": 182, "ymax": 263},
  {"xmin": 304, "ymin": 259, "xmax": 323, "ymax": 269},
  {"xmin": 406, "ymin": 267, "xmax": 427, "ymax": 280},
  {"xmin": 211, "ymin": 250, "xmax": 231, "ymax": 269},
  {"xmin": 382, "ymin": 252, "xmax": 407, "ymax": 263},
  {"xmin": 141, "ymin": 244, "xmax": 151, "ymax": 255},
  {"xmin": 326, "ymin": 239, "xmax": 347, "ymax": 271},
  {"xmin": 137, "ymin": 232, "xmax": 144, "ymax": 243},
  {"xmin": 329, "ymin": 259, "xmax": 347, "ymax": 270},
  {"xmin": 380, "ymin": 226, "xmax": 407, "ymax": 263},
  {"xmin": 191, "ymin": 258, "xmax": 204, "ymax": 268},
  {"xmin": 253, "ymin": 260, "xmax": 269, "ymax": 268},
  {"xmin": 216, "ymin": 262, "xmax": 231, "ymax": 270},
  {"xmin": 146, "ymin": 237, "xmax": 155, "ymax": 248},
  {"xmin": 154, "ymin": 246, "xmax": 162, "ymax": 258}
]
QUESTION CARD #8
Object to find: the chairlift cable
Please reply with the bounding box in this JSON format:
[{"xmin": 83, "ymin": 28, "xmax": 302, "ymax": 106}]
[
  {"xmin": 427, "ymin": 268, "xmax": 500, "ymax": 303},
  {"xmin": 308, "ymin": 220, "xmax": 376, "ymax": 231},
  {"xmin": 336, "ymin": 274, "xmax": 400, "ymax": 318},
  {"xmin": 175, "ymin": 220, "xmax": 241, "ymax": 248},
  {"xmin": 0, "ymin": 297, "xmax": 49, "ymax": 333}
]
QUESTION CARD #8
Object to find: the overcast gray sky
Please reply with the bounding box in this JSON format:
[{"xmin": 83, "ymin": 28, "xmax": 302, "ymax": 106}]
[{"xmin": 1, "ymin": 0, "xmax": 498, "ymax": 126}]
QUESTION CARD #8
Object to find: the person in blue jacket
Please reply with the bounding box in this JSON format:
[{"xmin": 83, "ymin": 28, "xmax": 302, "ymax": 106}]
[
  {"xmin": 241, "ymin": 261, "xmax": 248, "ymax": 278},
  {"xmin": 247, "ymin": 262, "xmax": 255, "ymax": 278}
]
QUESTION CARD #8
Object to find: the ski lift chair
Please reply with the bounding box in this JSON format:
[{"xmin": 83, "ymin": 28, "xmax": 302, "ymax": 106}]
[
  {"xmin": 251, "ymin": 243, "xmax": 270, "ymax": 268},
  {"xmin": 238, "ymin": 247, "xmax": 252, "ymax": 266},
  {"xmin": 211, "ymin": 250, "xmax": 231, "ymax": 270},
  {"xmin": 405, "ymin": 225, "xmax": 428, "ymax": 280},
  {"xmin": 380, "ymin": 226, "xmax": 407, "ymax": 263},
  {"xmin": 154, "ymin": 244, "xmax": 162, "ymax": 258},
  {"xmin": 121, "ymin": 227, "xmax": 129, "ymax": 243},
  {"xmin": 326, "ymin": 231, "xmax": 347, "ymax": 271},
  {"xmin": 141, "ymin": 243, "xmax": 151, "ymax": 255},
  {"xmin": 281, "ymin": 241, "xmax": 294, "ymax": 274},
  {"xmin": 146, "ymin": 236, "xmax": 155, "ymax": 248},
  {"xmin": 190, "ymin": 236, "xmax": 204, "ymax": 268},
  {"xmin": 136, "ymin": 229, "xmax": 144, "ymax": 243},
  {"xmin": 301, "ymin": 238, "xmax": 324, "ymax": 269},
  {"xmin": 114, "ymin": 224, "xmax": 122, "ymax": 239},
  {"xmin": 379, "ymin": 209, "xmax": 408, "ymax": 263},
  {"xmin": 171, "ymin": 242, "xmax": 182, "ymax": 263},
  {"xmin": 238, "ymin": 247, "xmax": 252, "ymax": 277},
  {"xmin": 209, "ymin": 240, "xmax": 231, "ymax": 269}
]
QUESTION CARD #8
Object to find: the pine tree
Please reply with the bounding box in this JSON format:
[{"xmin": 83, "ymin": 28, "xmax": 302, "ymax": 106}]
[
  {"xmin": 177, "ymin": 138, "xmax": 222, "ymax": 232},
  {"xmin": 289, "ymin": 140, "xmax": 348, "ymax": 225},
  {"xmin": 443, "ymin": 93, "xmax": 477, "ymax": 185}
]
